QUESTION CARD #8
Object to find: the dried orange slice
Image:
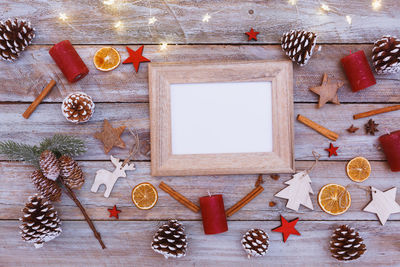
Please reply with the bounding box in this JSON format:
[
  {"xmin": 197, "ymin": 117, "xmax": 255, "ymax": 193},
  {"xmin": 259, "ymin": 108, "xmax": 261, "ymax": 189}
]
[
  {"xmin": 93, "ymin": 47, "xmax": 120, "ymax": 71},
  {"xmin": 132, "ymin": 182, "xmax": 158, "ymax": 210},
  {"xmin": 318, "ymin": 184, "xmax": 351, "ymax": 215},
  {"xmin": 346, "ymin": 156, "xmax": 371, "ymax": 182}
]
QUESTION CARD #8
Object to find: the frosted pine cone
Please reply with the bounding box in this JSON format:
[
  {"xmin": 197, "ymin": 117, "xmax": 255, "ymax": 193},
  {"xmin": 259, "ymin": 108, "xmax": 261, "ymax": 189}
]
[
  {"xmin": 372, "ymin": 36, "xmax": 400, "ymax": 74},
  {"xmin": 30, "ymin": 170, "xmax": 62, "ymax": 202},
  {"xmin": 281, "ymin": 30, "xmax": 317, "ymax": 66},
  {"xmin": 330, "ymin": 225, "xmax": 366, "ymax": 261},
  {"xmin": 39, "ymin": 150, "xmax": 60, "ymax": 181},
  {"xmin": 0, "ymin": 18, "xmax": 35, "ymax": 62},
  {"xmin": 242, "ymin": 228, "xmax": 269, "ymax": 258},
  {"xmin": 151, "ymin": 219, "xmax": 187, "ymax": 259},
  {"xmin": 61, "ymin": 92, "xmax": 95, "ymax": 124},
  {"xmin": 59, "ymin": 155, "xmax": 85, "ymax": 189},
  {"xmin": 19, "ymin": 194, "xmax": 62, "ymax": 248}
]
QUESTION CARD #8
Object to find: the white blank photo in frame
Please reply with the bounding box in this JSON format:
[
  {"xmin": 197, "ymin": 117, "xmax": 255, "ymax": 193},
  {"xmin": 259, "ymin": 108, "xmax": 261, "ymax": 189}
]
[{"xmin": 170, "ymin": 82, "xmax": 273, "ymax": 155}]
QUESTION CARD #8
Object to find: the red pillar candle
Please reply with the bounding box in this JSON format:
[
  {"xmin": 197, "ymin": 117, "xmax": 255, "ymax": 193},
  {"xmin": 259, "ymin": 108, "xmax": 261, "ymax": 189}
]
[
  {"xmin": 49, "ymin": 40, "xmax": 89, "ymax": 83},
  {"xmin": 341, "ymin": 50, "xmax": 376, "ymax": 92},
  {"xmin": 379, "ymin": 130, "xmax": 400, "ymax": 172},
  {"xmin": 199, "ymin": 194, "xmax": 228, "ymax": 235}
]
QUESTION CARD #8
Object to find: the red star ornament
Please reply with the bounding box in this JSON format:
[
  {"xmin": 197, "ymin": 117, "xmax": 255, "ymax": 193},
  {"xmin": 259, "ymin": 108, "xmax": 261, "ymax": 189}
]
[
  {"xmin": 272, "ymin": 215, "xmax": 301, "ymax": 242},
  {"xmin": 123, "ymin": 45, "xmax": 151, "ymax": 72},
  {"xmin": 108, "ymin": 205, "xmax": 121, "ymax": 219},
  {"xmin": 245, "ymin": 28, "xmax": 259, "ymax": 41},
  {"xmin": 325, "ymin": 143, "xmax": 339, "ymax": 157}
]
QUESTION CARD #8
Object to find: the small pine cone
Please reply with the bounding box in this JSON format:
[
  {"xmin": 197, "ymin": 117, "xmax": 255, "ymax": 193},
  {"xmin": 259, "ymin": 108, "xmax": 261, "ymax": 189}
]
[
  {"xmin": 242, "ymin": 229, "xmax": 269, "ymax": 258},
  {"xmin": 39, "ymin": 150, "xmax": 60, "ymax": 181},
  {"xmin": 0, "ymin": 18, "xmax": 35, "ymax": 62},
  {"xmin": 372, "ymin": 36, "xmax": 400, "ymax": 74},
  {"xmin": 19, "ymin": 194, "xmax": 62, "ymax": 248},
  {"xmin": 59, "ymin": 155, "xmax": 85, "ymax": 189},
  {"xmin": 151, "ymin": 219, "xmax": 187, "ymax": 259},
  {"xmin": 281, "ymin": 30, "xmax": 317, "ymax": 66},
  {"xmin": 30, "ymin": 170, "xmax": 62, "ymax": 202},
  {"xmin": 61, "ymin": 92, "xmax": 95, "ymax": 124},
  {"xmin": 330, "ymin": 225, "xmax": 366, "ymax": 261}
]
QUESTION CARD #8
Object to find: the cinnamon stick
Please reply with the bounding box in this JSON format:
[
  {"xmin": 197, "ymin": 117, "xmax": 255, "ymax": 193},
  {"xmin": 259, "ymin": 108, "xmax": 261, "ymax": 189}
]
[
  {"xmin": 226, "ymin": 185, "xmax": 264, "ymax": 217},
  {"xmin": 59, "ymin": 177, "xmax": 106, "ymax": 249},
  {"xmin": 159, "ymin": 181, "xmax": 200, "ymax": 213},
  {"xmin": 353, "ymin": 105, "xmax": 400, "ymax": 120},
  {"xmin": 22, "ymin": 79, "xmax": 56, "ymax": 119},
  {"xmin": 297, "ymin": 114, "xmax": 339, "ymax": 141}
]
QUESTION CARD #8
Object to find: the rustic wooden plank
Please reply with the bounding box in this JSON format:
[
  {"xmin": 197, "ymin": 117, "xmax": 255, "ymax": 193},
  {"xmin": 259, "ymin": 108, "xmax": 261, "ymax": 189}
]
[
  {"xmin": 1, "ymin": 161, "xmax": 400, "ymax": 222},
  {"xmin": 0, "ymin": 220, "xmax": 399, "ymax": 266},
  {"xmin": 1, "ymin": 45, "xmax": 399, "ymax": 103},
  {"xmin": 2, "ymin": 0, "xmax": 399, "ymax": 44},
  {"xmin": 0, "ymin": 103, "xmax": 399, "ymax": 161}
]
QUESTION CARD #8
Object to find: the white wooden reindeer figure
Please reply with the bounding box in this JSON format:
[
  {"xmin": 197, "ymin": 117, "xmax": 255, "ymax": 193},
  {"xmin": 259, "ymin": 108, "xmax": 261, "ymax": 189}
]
[{"xmin": 91, "ymin": 155, "xmax": 135, "ymax": 198}]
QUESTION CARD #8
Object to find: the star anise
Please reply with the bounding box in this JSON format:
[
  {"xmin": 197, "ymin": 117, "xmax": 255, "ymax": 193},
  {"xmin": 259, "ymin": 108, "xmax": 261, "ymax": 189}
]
[
  {"xmin": 347, "ymin": 124, "xmax": 359, "ymax": 133},
  {"xmin": 365, "ymin": 119, "xmax": 379, "ymax": 135}
]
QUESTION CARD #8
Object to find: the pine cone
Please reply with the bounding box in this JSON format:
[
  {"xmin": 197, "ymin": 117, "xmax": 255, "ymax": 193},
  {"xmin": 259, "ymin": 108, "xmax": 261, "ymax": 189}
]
[
  {"xmin": 372, "ymin": 36, "xmax": 400, "ymax": 74},
  {"xmin": 151, "ymin": 219, "xmax": 187, "ymax": 259},
  {"xmin": 39, "ymin": 150, "xmax": 60, "ymax": 181},
  {"xmin": 330, "ymin": 225, "xmax": 366, "ymax": 261},
  {"xmin": 242, "ymin": 228, "xmax": 269, "ymax": 258},
  {"xmin": 30, "ymin": 170, "xmax": 62, "ymax": 202},
  {"xmin": 59, "ymin": 155, "xmax": 85, "ymax": 189},
  {"xmin": 281, "ymin": 30, "xmax": 317, "ymax": 66},
  {"xmin": 19, "ymin": 194, "xmax": 62, "ymax": 248},
  {"xmin": 0, "ymin": 18, "xmax": 35, "ymax": 62},
  {"xmin": 61, "ymin": 92, "xmax": 95, "ymax": 124}
]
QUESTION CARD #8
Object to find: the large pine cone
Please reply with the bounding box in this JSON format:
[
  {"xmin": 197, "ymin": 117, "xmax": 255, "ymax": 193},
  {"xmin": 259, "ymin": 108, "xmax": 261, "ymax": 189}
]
[
  {"xmin": 61, "ymin": 92, "xmax": 95, "ymax": 124},
  {"xmin": 59, "ymin": 155, "xmax": 85, "ymax": 189},
  {"xmin": 330, "ymin": 225, "xmax": 366, "ymax": 261},
  {"xmin": 281, "ymin": 30, "xmax": 317, "ymax": 66},
  {"xmin": 39, "ymin": 150, "xmax": 60, "ymax": 181},
  {"xmin": 0, "ymin": 18, "xmax": 35, "ymax": 62},
  {"xmin": 242, "ymin": 228, "xmax": 269, "ymax": 258},
  {"xmin": 151, "ymin": 219, "xmax": 187, "ymax": 259},
  {"xmin": 19, "ymin": 194, "xmax": 62, "ymax": 248},
  {"xmin": 30, "ymin": 170, "xmax": 62, "ymax": 202},
  {"xmin": 372, "ymin": 36, "xmax": 400, "ymax": 74}
]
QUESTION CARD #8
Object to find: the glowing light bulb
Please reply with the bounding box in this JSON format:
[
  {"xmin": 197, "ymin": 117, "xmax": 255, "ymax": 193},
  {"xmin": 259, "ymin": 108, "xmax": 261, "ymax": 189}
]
[
  {"xmin": 288, "ymin": 0, "xmax": 297, "ymax": 5},
  {"xmin": 103, "ymin": 0, "xmax": 115, "ymax": 5},
  {"xmin": 372, "ymin": 0, "xmax": 382, "ymax": 10},
  {"xmin": 320, "ymin": 3, "xmax": 330, "ymax": 11},
  {"xmin": 160, "ymin": 42, "xmax": 168, "ymax": 51},
  {"xmin": 114, "ymin": 21, "xmax": 122, "ymax": 28},
  {"xmin": 59, "ymin": 13, "xmax": 68, "ymax": 21},
  {"xmin": 202, "ymin": 13, "xmax": 211, "ymax": 22},
  {"xmin": 148, "ymin": 17, "xmax": 157, "ymax": 24},
  {"xmin": 346, "ymin": 15, "xmax": 352, "ymax": 25}
]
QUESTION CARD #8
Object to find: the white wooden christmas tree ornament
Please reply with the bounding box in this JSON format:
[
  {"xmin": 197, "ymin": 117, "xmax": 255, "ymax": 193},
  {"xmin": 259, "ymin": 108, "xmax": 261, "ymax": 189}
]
[
  {"xmin": 275, "ymin": 170, "xmax": 314, "ymax": 211},
  {"xmin": 363, "ymin": 187, "xmax": 400, "ymax": 225},
  {"xmin": 91, "ymin": 155, "xmax": 135, "ymax": 198}
]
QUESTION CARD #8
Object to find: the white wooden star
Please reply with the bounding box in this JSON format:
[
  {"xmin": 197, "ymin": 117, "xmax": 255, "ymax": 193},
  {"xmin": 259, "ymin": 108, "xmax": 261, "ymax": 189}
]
[{"xmin": 363, "ymin": 187, "xmax": 400, "ymax": 225}]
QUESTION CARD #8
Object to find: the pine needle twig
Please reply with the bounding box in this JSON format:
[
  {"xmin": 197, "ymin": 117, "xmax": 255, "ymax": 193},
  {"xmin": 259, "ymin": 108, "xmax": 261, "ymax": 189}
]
[
  {"xmin": 39, "ymin": 134, "xmax": 86, "ymax": 157},
  {"xmin": 0, "ymin": 141, "xmax": 40, "ymax": 167}
]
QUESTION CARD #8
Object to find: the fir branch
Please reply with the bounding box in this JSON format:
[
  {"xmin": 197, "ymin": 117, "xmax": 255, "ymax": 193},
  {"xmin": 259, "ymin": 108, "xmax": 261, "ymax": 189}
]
[
  {"xmin": 39, "ymin": 134, "xmax": 87, "ymax": 157},
  {"xmin": 0, "ymin": 141, "xmax": 40, "ymax": 167}
]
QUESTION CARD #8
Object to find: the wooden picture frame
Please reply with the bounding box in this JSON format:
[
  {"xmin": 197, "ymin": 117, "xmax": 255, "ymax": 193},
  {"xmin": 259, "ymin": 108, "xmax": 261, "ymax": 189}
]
[{"xmin": 148, "ymin": 60, "xmax": 294, "ymax": 176}]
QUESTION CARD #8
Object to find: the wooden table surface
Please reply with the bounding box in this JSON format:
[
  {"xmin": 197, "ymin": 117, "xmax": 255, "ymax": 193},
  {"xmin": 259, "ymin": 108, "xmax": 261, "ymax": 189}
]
[{"xmin": 1, "ymin": 1, "xmax": 400, "ymax": 266}]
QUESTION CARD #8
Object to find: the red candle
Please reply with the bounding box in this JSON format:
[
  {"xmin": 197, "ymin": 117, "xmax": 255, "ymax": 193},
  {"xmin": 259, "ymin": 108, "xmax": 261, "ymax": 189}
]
[
  {"xmin": 341, "ymin": 50, "xmax": 376, "ymax": 92},
  {"xmin": 49, "ymin": 40, "xmax": 89, "ymax": 83},
  {"xmin": 199, "ymin": 194, "xmax": 228, "ymax": 235},
  {"xmin": 379, "ymin": 130, "xmax": 400, "ymax": 172}
]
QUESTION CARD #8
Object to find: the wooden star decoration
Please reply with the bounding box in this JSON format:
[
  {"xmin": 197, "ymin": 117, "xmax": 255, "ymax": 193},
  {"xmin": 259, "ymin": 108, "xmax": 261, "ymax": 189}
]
[
  {"xmin": 347, "ymin": 124, "xmax": 359, "ymax": 133},
  {"xmin": 325, "ymin": 143, "xmax": 339, "ymax": 157},
  {"xmin": 363, "ymin": 187, "xmax": 400, "ymax": 225},
  {"xmin": 108, "ymin": 205, "xmax": 121, "ymax": 219},
  {"xmin": 309, "ymin": 73, "xmax": 344, "ymax": 108},
  {"xmin": 245, "ymin": 28, "xmax": 259, "ymax": 41},
  {"xmin": 123, "ymin": 45, "xmax": 151, "ymax": 72},
  {"xmin": 365, "ymin": 119, "xmax": 379, "ymax": 135},
  {"xmin": 94, "ymin": 119, "xmax": 126, "ymax": 154},
  {"xmin": 272, "ymin": 215, "xmax": 300, "ymax": 242}
]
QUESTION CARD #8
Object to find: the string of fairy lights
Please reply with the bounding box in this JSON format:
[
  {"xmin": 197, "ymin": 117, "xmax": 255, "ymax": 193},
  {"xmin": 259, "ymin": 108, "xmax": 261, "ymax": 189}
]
[{"xmin": 57, "ymin": 0, "xmax": 384, "ymax": 50}]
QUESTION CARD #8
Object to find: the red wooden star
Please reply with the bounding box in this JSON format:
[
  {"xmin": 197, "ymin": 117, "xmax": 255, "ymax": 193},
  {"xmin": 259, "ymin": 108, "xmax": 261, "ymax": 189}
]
[
  {"xmin": 108, "ymin": 205, "xmax": 121, "ymax": 219},
  {"xmin": 123, "ymin": 45, "xmax": 151, "ymax": 72},
  {"xmin": 245, "ymin": 28, "xmax": 259, "ymax": 41},
  {"xmin": 325, "ymin": 143, "xmax": 339, "ymax": 157},
  {"xmin": 272, "ymin": 215, "xmax": 300, "ymax": 242}
]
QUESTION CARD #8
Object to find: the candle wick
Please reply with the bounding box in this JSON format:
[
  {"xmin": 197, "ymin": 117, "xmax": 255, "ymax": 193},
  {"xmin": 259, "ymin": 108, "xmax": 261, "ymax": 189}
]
[{"xmin": 207, "ymin": 190, "xmax": 211, "ymax": 197}]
